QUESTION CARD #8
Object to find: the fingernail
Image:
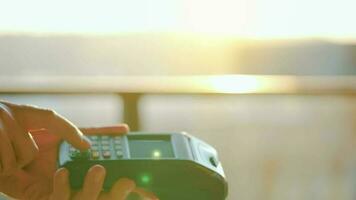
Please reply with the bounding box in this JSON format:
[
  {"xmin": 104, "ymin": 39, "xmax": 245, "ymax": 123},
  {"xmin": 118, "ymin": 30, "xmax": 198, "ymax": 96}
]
[
  {"xmin": 55, "ymin": 168, "xmax": 68, "ymax": 184},
  {"xmin": 91, "ymin": 165, "xmax": 106, "ymax": 183},
  {"xmin": 122, "ymin": 124, "xmax": 130, "ymax": 132},
  {"xmin": 79, "ymin": 136, "xmax": 92, "ymax": 150}
]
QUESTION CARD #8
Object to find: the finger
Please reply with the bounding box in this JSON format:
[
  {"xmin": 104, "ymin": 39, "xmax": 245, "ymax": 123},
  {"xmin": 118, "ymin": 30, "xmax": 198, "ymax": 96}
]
[
  {"xmin": 80, "ymin": 124, "xmax": 129, "ymax": 136},
  {"xmin": 50, "ymin": 168, "xmax": 71, "ymax": 200},
  {"xmin": 109, "ymin": 178, "xmax": 136, "ymax": 200},
  {"xmin": 0, "ymin": 128, "xmax": 17, "ymax": 175},
  {"xmin": 133, "ymin": 187, "xmax": 160, "ymax": 200},
  {"xmin": 75, "ymin": 165, "xmax": 106, "ymax": 200},
  {"xmin": 0, "ymin": 106, "xmax": 38, "ymax": 168},
  {"xmin": 3, "ymin": 102, "xmax": 90, "ymax": 151}
]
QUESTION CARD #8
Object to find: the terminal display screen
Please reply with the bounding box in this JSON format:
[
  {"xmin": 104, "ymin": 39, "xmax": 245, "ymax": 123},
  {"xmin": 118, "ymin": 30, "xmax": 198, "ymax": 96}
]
[{"xmin": 128, "ymin": 135, "xmax": 175, "ymax": 158}]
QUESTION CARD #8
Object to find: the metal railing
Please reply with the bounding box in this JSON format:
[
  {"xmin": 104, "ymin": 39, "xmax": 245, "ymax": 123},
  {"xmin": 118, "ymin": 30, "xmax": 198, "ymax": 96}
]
[{"xmin": 1, "ymin": 75, "xmax": 356, "ymax": 130}]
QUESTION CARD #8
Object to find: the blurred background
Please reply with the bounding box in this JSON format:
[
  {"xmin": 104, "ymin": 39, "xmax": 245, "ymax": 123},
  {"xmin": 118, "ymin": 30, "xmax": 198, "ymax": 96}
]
[{"xmin": 1, "ymin": 0, "xmax": 356, "ymax": 199}]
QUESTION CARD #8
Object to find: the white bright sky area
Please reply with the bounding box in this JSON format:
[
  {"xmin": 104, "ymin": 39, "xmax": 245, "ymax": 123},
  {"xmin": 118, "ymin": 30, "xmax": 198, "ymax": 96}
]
[{"xmin": 0, "ymin": 0, "xmax": 355, "ymax": 41}]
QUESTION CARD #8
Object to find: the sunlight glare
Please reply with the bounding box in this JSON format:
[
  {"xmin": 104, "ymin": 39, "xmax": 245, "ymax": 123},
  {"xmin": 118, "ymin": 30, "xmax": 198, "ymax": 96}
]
[
  {"xmin": 208, "ymin": 75, "xmax": 297, "ymax": 94},
  {"xmin": 0, "ymin": 0, "xmax": 355, "ymax": 40}
]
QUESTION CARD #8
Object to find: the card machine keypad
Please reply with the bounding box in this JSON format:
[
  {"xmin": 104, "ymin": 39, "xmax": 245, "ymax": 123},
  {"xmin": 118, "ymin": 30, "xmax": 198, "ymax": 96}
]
[{"xmin": 68, "ymin": 136, "xmax": 126, "ymax": 160}]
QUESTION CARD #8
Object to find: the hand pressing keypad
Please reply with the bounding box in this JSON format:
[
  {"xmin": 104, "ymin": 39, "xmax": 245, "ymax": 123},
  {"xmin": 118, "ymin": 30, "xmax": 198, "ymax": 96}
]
[{"xmin": 68, "ymin": 135, "xmax": 125, "ymax": 160}]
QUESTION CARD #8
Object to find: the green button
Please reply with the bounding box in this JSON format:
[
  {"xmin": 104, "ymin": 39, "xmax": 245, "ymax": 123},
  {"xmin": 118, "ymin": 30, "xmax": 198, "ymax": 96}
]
[
  {"xmin": 69, "ymin": 151, "xmax": 80, "ymax": 159},
  {"xmin": 70, "ymin": 150, "xmax": 90, "ymax": 160}
]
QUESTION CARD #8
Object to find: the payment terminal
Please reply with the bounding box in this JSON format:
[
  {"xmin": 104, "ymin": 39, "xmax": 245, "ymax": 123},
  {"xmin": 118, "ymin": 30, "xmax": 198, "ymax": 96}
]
[{"xmin": 59, "ymin": 132, "xmax": 228, "ymax": 200}]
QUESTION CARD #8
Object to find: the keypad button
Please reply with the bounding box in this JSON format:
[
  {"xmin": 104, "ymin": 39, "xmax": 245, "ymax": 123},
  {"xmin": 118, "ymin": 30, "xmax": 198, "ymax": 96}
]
[
  {"xmin": 102, "ymin": 145, "xmax": 110, "ymax": 151},
  {"xmin": 116, "ymin": 151, "xmax": 123, "ymax": 158},
  {"xmin": 101, "ymin": 140, "xmax": 110, "ymax": 145},
  {"xmin": 69, "ymin": 147, "xmax": 76, "ymax": 152},
  {"xmin": 80, "ymin": 151, "xmax": 91, "ymax": 159},
  {"xmin": 101, "ymin": 136, "xmax": 110, "ymax": 140},
  {"xmin": 90, "ymin": 136, "xmax": 99, "ymax": 140},
  {"xmin": 114, "ymin": 140, "xmax": 121, "ymax": 145},
  {"xmin": 103, "ymin": 151, "xmax": 111, "ymax": 158},
  {"xmin": 91, "ymin": 151, "xmax": 100, "ymax": 159},
  {"xmin": 70, "ymin": 150, "xmax": 90, "ymax": 160},
  {"xmin": 69, "ymin": 151, "xmax": 79, "ymax": 159},
  {"xmin": 91, "ymin": 146, "xmax": 99, "ymax": 151},
  {"xmin": 91, "ymin": 141, "xmax": 99, "ymax": 145},
  {"xmin": 114, "ymin": 145, "xmax": 122, "ymax": 150}
]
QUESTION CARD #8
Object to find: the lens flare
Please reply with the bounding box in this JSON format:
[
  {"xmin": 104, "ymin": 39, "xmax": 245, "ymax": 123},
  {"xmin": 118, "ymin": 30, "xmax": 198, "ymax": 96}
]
[{"xmin": 152, "ymin": 150, "xmax": 161, "ymax": 158}]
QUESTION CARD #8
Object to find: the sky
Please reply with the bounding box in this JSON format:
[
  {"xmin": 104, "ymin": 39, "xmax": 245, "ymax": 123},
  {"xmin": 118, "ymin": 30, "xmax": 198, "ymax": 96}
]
[{"xmin": 0, "ymin": 0, "xmax": 355, "ymax": 41}]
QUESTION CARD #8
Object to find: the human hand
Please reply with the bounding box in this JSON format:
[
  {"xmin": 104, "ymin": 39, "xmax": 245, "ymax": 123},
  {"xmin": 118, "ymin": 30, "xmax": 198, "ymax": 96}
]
[
  {"xmin": 50, "ymin": 165, "xmax": 158, "ymax": 200},
  {"xmin": 0, "ymin": 101, "xmax": 93, "ymax": 199},
  {"xmin": 0, "ymin": 101, "xmax": 133, "ymax": 199}
]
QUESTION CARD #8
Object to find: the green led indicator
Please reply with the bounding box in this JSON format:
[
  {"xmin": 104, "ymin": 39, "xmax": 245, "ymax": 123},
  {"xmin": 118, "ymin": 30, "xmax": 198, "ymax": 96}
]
[{"xmin": 140, "ymin": 174, "xmax": 151, "ymax": 185}]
